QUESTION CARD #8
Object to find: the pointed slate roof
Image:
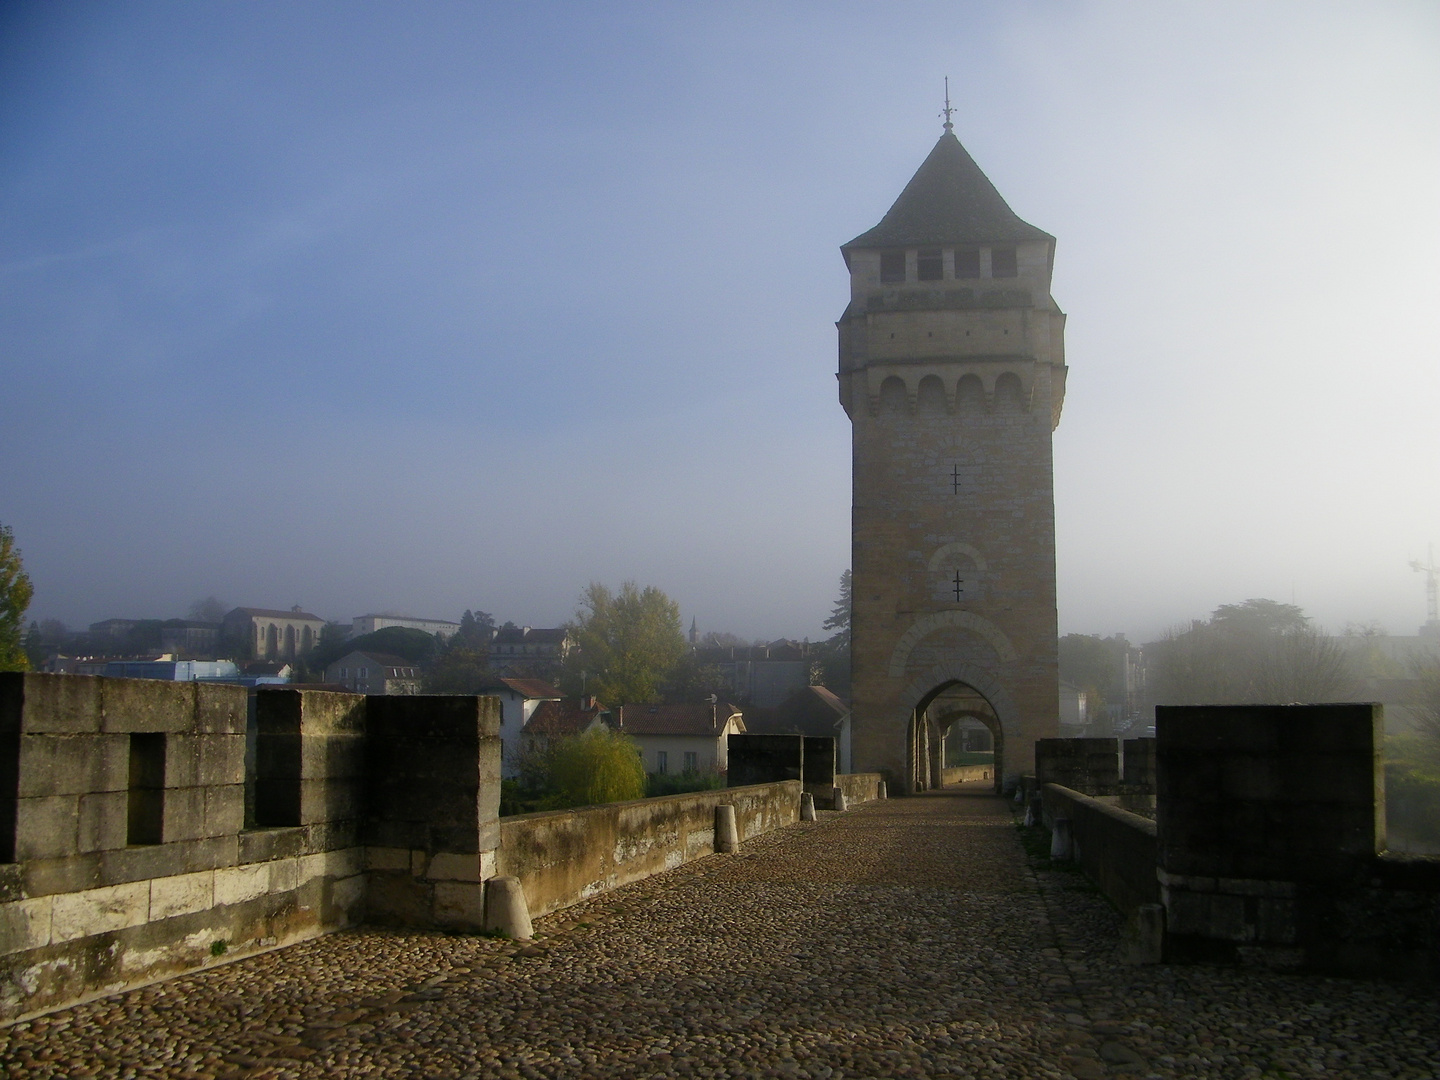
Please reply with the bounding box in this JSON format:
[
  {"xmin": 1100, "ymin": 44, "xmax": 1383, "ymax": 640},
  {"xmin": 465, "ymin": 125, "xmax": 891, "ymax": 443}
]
[{"xmin": 844, "ymin": 132, "xmax": 1051, "ymax": 251}]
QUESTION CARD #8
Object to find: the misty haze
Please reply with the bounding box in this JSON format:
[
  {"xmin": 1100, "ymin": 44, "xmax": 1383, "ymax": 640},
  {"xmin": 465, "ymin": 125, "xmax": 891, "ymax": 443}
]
[{"xmin": 0, "ymin": 3, "xmax": 1438, "ymax": 1075}]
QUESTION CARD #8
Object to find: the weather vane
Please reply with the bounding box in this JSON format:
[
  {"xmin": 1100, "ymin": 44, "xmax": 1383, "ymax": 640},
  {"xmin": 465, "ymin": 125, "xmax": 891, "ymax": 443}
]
[{"xmin": 940, "ymin": 76, "xmax": 956, "ymax": 132}]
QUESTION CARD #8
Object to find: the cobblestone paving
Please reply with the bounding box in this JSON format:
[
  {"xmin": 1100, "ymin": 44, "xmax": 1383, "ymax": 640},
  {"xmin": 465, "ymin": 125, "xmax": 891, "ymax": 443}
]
[{"xmin": 1, "ymin": 788, "xmax": 1436, "ymax": 1079}]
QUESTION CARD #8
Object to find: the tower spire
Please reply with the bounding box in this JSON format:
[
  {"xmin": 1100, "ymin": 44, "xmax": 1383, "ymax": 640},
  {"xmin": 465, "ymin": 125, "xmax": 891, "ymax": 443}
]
[{"xmin": 940, "ymin": 76, "xmax": 956, "ymax": 133}]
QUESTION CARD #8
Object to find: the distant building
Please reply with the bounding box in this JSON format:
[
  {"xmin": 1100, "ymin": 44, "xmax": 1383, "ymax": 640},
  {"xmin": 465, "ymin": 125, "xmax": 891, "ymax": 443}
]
[
  {"xmin": 614, "ymin": 702, "xmax": 746, "ymax": 776},
  {"xmin": 475, "ymin": 676, "xmax": 565, "ymax": 778},
  {"xmin": 240, "ymin": 661, "xmax": 293, "ymax": 687},
  {"xmin": 159, "ymin": 620, "xmax": 221, "ymax": 657},
  {"xmin": 324, "ymin": 651, "xmax": 422, "ymax": 696},
  {"xmin": 88, "ymin": 618, "xmax": 139, "ymax": 640},
  {"xmin": 222, "ymin": 607, "xmax": 326, "ymax": 661},
  {"xmin": 350, "ymin": 614, "xmax": 461, "ymax": 640},
  {"xmin": 96, "ymin": 659, "xmax": 241, "ymax": 682},
  {"xmin": 1059, "ymin": 681, "xmax": 1088, "ymax": 731},
  {"xmin": 487, "ymin": 626, "xmax": 573, "ymax": 680},
  {"xmin": 693, "ymin": 640, "xmax": 813, "ymax": 708}
]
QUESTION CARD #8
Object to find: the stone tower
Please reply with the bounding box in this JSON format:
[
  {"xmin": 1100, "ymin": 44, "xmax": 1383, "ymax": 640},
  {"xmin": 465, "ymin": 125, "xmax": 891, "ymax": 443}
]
[{"xmin": 838, "ymin": 125, "xmax": 1065, "ymax": 791}]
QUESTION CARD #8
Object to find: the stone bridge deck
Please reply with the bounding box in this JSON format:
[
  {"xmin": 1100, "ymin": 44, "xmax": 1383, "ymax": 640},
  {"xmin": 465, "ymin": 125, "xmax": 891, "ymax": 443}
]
[{"xmin": 1, "ymin": 789, "xmax": 1435, "ymax": 1079}]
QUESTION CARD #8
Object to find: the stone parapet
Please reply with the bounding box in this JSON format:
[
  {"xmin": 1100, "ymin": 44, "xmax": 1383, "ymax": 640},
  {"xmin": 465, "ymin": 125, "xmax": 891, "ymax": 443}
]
[{"xmin": 496, "ymin": 781, "xmax": 802, "ymax": 920}]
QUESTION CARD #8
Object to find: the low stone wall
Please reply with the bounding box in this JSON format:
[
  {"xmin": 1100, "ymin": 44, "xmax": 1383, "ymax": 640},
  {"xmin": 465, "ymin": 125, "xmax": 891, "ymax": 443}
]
[
  {"xmin": 834, "ymin": 773, "xmax": 885, "ymax": 805},
  {"xmin": 496, "ymin": 782, "xmax": 801, "ymax": 919},
  {"xmin": 1036, "ymin": 738, "xmax": 1120, "ymax": 796},
  {"xmin": 942, "ymin": 765, "xmax": 994, "ymax": 785},
  {"xmin": 1040, "ymin": 783, "xmax": 1159, "ymax": 917}
]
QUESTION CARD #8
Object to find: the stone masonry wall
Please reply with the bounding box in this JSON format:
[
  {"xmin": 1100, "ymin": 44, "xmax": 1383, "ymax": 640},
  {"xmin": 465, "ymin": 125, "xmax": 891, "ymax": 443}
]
[
  {"xmin": 496, "ymin": 782, "xmax": 801, "ymax": 920},
  {"xmin": 1036, "ymin": 738, "xmax": 1120, "ymax": 797},
  {"xmin": 362, "ymin": 695, "xmax": 501, "ymax": 931},
  {"xmin": 0, "ymin": 675, "xmax": 365, "ymax": 1023},
  {"xmin": 727, "ymin": 734, "xmax": 804, "ymax": 788},
  {"xmin": 1156, "ymin": 703, "xmax": 1439, "ymax": 978}
]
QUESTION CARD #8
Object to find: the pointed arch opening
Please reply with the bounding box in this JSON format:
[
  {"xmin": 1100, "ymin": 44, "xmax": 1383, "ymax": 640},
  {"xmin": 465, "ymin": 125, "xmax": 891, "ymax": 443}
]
[{"xmin": 906, "ymin": 681, "xmax": 1003, "ymax": 794}]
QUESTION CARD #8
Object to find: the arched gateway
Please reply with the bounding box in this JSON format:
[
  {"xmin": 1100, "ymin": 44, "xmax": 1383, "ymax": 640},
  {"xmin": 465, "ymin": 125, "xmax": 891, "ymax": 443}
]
[{"xmin": 839, "ymin": 118, "xmax": 1066, "ymax": 792}]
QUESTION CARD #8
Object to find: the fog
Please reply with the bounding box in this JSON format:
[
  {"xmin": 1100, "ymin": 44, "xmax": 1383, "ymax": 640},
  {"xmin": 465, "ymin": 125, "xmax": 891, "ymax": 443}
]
[{"xmin": 2, "ymin": 1, "xmax": 1437, "ymax": 642}]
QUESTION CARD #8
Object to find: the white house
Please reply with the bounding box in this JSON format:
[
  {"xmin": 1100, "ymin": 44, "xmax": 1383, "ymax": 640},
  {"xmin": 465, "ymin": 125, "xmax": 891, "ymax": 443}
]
[
  {"xmin": 351, "ymin": 614, "xmax": 461, "ymax": 640},
  {"xmin": 476, "ymin": 676, "xmax": 564, "ymax": 778},
  {"xmin": 613, "ymin": 702, "xmax": 745, "ymax": 776}
]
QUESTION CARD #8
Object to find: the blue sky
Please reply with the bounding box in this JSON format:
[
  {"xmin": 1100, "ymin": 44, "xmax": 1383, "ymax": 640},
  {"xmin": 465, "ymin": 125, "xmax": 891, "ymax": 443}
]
[{"xmin": 3, "ymin": 1, "xmax": 1438, "ymax": 642}]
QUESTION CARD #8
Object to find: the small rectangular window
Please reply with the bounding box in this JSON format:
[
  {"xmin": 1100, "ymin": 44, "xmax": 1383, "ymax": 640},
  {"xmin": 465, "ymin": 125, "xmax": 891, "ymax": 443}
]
[
  {"xmin": 684, "ymin": 751, "xmax": 698, "ymax": 773},
  {"xmin": 128, "ymin": 733, "xmax": 165, "ymax": 846},
  {"xmin": 953, "ymin": 248, "xmax": 981, "ymax": 278},
  {"xmin": 656, "ymin": 751, "xmax": 668, "ymax": 774},
  {"xmin": 879, "ymin": 250, "xmax": 906, "ymax": 283},
  {"xmin": 991, "ymin": 246, "xmax": 1018, "ymax": 278},
  {"xmin": 917, "ymin": 249, "xmax": 942, "ymax": 281}
]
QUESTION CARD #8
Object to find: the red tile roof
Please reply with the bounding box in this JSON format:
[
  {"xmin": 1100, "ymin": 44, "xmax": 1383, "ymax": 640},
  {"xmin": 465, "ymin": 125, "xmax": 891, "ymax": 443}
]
[
  {"xmin": 525, "ymin": 698, "xmax": 610, "ymax": 737},
  {"xmin": 615, "ymin": 703, "xmax": 744, "ymax": 736},
  {"xmin": 476, "ymin": 676, "xmax": 563, "ymax": 700}
]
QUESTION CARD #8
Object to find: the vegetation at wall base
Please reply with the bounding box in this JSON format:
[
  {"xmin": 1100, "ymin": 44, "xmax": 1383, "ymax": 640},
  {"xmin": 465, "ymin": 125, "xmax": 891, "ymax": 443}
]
[{"xmin": 1385, "ymin": 733, "xmax": 1440, "ymax": 853}]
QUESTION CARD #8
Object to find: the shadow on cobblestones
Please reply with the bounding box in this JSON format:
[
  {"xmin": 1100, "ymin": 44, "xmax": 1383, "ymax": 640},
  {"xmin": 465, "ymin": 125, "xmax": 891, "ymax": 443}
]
[{"xmin": 1, "ymin": 784, "xmax": 1435, "ymax": 1079}]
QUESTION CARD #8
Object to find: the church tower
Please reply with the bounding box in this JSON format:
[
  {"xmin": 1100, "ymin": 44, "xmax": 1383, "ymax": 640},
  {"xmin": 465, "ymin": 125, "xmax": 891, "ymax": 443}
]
[{"xmin": 838, "ymin": 120, "xmax": 1065, "ymax": 791}]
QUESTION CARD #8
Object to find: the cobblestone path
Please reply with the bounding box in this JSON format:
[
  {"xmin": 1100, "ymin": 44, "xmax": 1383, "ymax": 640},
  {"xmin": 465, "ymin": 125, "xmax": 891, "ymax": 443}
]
[{"xmin": 1, "ymin": 788, "xmax": 1436, "ymax": 1079}]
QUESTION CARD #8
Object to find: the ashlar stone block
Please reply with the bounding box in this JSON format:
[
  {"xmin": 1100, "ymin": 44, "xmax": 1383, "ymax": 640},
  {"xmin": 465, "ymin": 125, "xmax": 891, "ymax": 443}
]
[
  {"xmin": 3, "ymin": 673, "xmax": 103, "ymax": 734},
  {"xmin": 101, "ymin": 678, "xmax": 195, "ymax": 734},
  {"xmin": 78, "ymin": 790, "xmax": 130, "ymax": 853},
  {"xmin": 18, "ymin": 733, "xmax": 129, "ymax": 797},
  {"xmin": 51, "ymin": 881, "xmax": 149, "ymax": 942},
  {"xmin": 16, "ymin": 795, "xmax": 80, "ymax": 860},
  {"xmin": 0, "ymin": 895, "xmax": 53, "ymax": 956},
  {"xmin": 149, "ymin": 870, "xmax": 214, "ymax": 920},
  {"xmin": 214, "ymin": 864, "xmax": 270, "ymax": 907}
]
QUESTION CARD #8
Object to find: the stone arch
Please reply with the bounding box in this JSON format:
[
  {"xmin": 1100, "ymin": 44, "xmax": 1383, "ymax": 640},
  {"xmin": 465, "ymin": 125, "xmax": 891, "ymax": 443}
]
[
  {"xmin": 915, "ymin": 374, "xmax": 947, "ymax": 415},
  {"xmin": 955, "ymin": 373, "xmax": 985, "ymax": 414},
  {"xmin": 878, "ymin": 375, "xmax": 908, "ymax": 415},
  {"xmin": 901, "ymin": 662, "xmax": 1017, "ymax": 793},
  {"xmin": 994, "ymin": 371, "xmax": 1026, "ymax": 412},
  {"xmin": 887, "ymin": 610, "xmax": 1018, "ymax": 678},
  {"xmin": 926, "ymin": 542, "xmax": 987, "ymax": 574},
  {"xmin": 934, "ymin": 709, "xmax": 996, "ymax": 751}
]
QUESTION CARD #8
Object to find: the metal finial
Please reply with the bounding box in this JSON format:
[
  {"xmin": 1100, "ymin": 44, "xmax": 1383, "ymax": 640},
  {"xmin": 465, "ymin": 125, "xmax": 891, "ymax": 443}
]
[{"xmin": 940, "ymin": 76, "xmax": 956, "ymax": 133}]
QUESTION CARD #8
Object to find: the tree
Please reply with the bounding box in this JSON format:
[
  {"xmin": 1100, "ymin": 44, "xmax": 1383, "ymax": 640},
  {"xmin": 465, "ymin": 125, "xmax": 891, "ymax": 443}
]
[
  {"xmin": 1149, "ymin": 598, "xmax": 1354, "ymax": 706},
  {"xmin": 0, "ymin": 524, "xmax": 35, "ymax": 671},
  {"xmin": 542, "ymin": 727, "xmax": 647, "ymax": 806},
  {"xmin": 424, "ymin": 645, "xmax": 492, "ymax": 694},
  {"xmin": 1409, "ymin": 653, "xmax": 1440, "ymax": 745},
  {"xmin": 453, "ymin": 609, "xmax": 496, "ymax": 648},
  {"xmin": 811, "ymin": 570, "xmax": 852, "ymax": 699},
  {"xmin": 187, "ymin": 596, "xmax": 228, "ymax": 623},
  {"xmin": 822, "ymin": 569, "xmax": 851, "ymax": 648},
  {"xmin": 564, "ymin": 581, "xmax": 685, "ymax": 705}
]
